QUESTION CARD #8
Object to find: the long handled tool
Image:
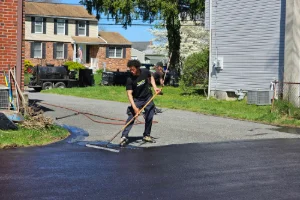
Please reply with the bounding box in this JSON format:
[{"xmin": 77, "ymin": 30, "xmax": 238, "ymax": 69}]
[{"xmin": 86, "ymin": 53, "xmax": 173, "ymax": 153}]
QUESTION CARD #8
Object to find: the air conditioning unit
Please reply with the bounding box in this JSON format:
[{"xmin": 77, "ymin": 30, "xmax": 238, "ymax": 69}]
[
  {"xmin": 247, "ymin": 90, "xmax": 273, "ymax": 105},
  {"xmin": 0, "ymin": 86, "xmax": 9, "ymax": 109}
]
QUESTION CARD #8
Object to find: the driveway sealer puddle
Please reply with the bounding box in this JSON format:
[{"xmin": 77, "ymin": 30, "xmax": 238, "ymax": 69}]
[{"xmin": 61, "ymin": 124, "xmax": 140, "ymax": 151}]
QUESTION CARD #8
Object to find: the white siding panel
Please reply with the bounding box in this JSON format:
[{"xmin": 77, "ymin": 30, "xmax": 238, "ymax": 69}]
[
  {"xmin": 210, "ymin": 0, "xmax": 286, "ymax": 92},
  {"xmin": 25, "ymin": 17, "xmax": 98, "ymax": 42},
  {"xmin": 89, "ymin": 21, "xmax": 99, "ymax": 37}
]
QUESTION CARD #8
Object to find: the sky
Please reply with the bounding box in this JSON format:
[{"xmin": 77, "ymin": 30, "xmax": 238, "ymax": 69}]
[{"xmin": 61, "ymin": 0, "xmax": 156, "ymax": 42}]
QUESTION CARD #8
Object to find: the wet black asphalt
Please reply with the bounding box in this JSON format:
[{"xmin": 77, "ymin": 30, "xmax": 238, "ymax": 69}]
[{"xmin": 1, "ymin": 135, "xmax": 300, "ymax": 200}]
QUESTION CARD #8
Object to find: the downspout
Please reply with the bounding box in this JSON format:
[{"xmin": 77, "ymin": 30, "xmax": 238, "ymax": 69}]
[
  {"xmin": 207, "ymin": 0, "xmax": 213, "ymax": 99},
  {"xmin": 17, "ymin": 0, "xmax": 23, "ymax": 88}
]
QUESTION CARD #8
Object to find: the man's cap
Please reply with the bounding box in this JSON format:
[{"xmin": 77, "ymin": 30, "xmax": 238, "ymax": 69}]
[{"xmin": 156, "ymin": 62, "xmax": 163, "ymax": 67}]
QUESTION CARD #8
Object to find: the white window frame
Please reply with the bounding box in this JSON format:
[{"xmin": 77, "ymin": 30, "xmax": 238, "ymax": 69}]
[
  {"xmin": 109, "ymin": 47, "xmax": 123, "ymax": 58},
  {"xmin": 57, "ymin": 19, "xmax": 65, "ymax": 35},
  {"xmin": 78, "ymin": 21, "xmax": 86, "ymax": 36},
  {"xmin": 56, "ymin": 43, "xmax": 64, "ymax": 59},
  {"xmin": 35, "ymin": 17, "xmax": 43, "ymax": 34},
  {"xmin": 34, "ymin": 42, "xmax": 42, "ymax": 58}
]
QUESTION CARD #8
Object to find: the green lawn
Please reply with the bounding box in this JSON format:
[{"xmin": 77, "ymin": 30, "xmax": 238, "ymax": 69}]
[
  {"xmin": 42, "ymin": 75, "xmax": 300, "ymax": 127},
  {"xmin": 0, "ymin": 125, "xmax": 69, "ymax": 149}
]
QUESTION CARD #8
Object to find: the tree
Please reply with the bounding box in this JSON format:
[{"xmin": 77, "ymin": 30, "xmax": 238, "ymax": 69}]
[
  {"xmin": 149, "ymin": 21, "xmax": 209, "ymax": 60},
  {"xmin": 80, "ymin": 0, "xmax": 205, "ymax": 70}
]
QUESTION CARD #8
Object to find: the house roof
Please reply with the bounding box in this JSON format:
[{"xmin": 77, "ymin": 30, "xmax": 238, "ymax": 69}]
[
  {"xmin": 25, "ymin": 2, "xmax": 97, "ymax": 20},
  {"xmin": 132, "ymin": 41, "xmax": 151, "ymax": 51},
  {"xmin": 71, "ymin": 36, "xmax": 106, "ymax": 44},
  {"xmin": 99, "ymin": 31, "xmax": 131, "ymax": 45}
]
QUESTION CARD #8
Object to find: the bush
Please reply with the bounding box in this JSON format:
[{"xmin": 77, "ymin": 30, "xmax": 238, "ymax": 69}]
[
  {"xmin": 180, "ymin": 48, "xmax": 209, "ymax": 94},
  {"xmin": 24, "ymin": 60, "xmax": 34, "ymax": 73},
  {"xmin": 96, "ymin": 69, "xmax": 103, "ymax": 75},
  {"xmin": 63, "ymin": 61, "xmax": 86, "ymax": 71}
]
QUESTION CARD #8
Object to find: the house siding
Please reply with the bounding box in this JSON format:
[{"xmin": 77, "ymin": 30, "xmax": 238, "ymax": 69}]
[
  {"xmin": 90, "ymin": 45, "xmax": 131, "ymax": 71},
  {"xmin": 131, "ymin": 48, "xmax": 145, "ymax": 63},
  {"xmin": 207, "ymin": 0, "xmax": 285, "ymax": 92},
  {"xmin": 0, "ymin": 0, "xmax": 25, "ymax": 87},
  {"xmin": 25, "ymin": 41, "xmax": 73, "ymax": 66},
  {"xmin": 25, "ymin": 17, "xmax": 98, "ymax": 42}
]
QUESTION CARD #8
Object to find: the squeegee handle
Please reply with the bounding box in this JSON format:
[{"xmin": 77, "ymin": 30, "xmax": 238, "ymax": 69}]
[{"xmin": 106, "ymin": 92, "xmax": 159, "ymax": 145}]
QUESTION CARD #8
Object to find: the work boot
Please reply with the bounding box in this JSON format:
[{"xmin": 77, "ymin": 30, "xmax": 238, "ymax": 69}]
[
  {"xmin": 120, "ymin": 136, "xmax": 129, "ymax": 147},
  {"xmin": 142, "ymin": 136, "xmax": 156, "ymax": 143}
]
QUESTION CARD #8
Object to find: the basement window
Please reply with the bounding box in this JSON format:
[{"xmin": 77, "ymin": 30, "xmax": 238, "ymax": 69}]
[
  {"xmin": 34, "ymin": 42, "xmax": 42, "ymax": 58},
  {"xmin": 56, "ymin": 43, "xmax": 64, "ymax": 59},
  {"xmin": 109, "ymin": 47, "xmax": 122, "ymax": 58}
]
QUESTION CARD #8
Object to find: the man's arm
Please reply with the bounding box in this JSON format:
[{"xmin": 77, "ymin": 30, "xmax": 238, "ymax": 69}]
[
  {"xmin": 150, "ymin": 75, "xmax": 162, "ymax": 94},
  {"xmin": 127, "ymin": 90, "xmax": 139, "ymax": 116}
]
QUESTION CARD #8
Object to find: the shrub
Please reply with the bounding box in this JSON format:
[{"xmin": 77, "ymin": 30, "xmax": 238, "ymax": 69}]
[
  {"xmin": 24, "ymin": 60, "xmax": 34, "ymax": 73},
  {"xmin": 63, "ymin": 61, "xmax": 86, "ymax": 71},
  {"xmin": 180, "ymin": 48, "xmax": 209, "ymax": 95}
]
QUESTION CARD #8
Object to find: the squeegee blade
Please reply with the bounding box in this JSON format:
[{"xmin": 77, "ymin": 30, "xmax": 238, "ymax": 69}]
[{"xmin": 86, "ymin": 144, "xmax": 120, "ymax": 153}]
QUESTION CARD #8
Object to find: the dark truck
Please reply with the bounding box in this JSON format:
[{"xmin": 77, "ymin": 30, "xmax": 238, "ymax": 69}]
[
  {"xmin": 101, "ymin": 69, "xmax": 179, "ymax": 87},
  {"xmin": 28, "ymin": 66, "xmax": 94, "ymax": 92}
]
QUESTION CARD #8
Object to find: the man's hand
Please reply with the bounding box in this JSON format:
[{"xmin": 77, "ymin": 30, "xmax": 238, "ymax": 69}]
[
  {"xmin": 133, "ymin": 106, "xmax": 140, "ymax": 117},
  {"xmin": 154, "ymin": 87, "xmax": 162, "ymax": 94}
]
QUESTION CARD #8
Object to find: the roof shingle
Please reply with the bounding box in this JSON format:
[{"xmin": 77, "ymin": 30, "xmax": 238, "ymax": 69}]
[
  {"xmin": 25, "ymin": 2, "xmax": 97, "ymax": 20},
  {"xmin": 99, "ymin": 31, "xmax": 131, "ymax": 45},
  {"xmin": 71, "ymin": 36, "xmax": 106, "ymax": 44}
]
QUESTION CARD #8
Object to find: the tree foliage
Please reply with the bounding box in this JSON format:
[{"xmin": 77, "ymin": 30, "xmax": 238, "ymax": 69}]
[
  {"xmin": 180, "ymin": 48, "xmax": 209, "ymax": 94},
  {"xmin": 63, "ymin": 61, "xmax": 86, "ymax": 71},
  {"xmin": 80, "ymin": 0, "xmax": 205, "ymax": 69},
  {"xmin": 149, "ymin": 21, "xmax": 209, "ymax": 60}
]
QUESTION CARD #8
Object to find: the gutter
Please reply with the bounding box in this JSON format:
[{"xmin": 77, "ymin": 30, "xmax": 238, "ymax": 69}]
[
  {"xmin": 25, "ymin": 14, "xmax": 98, "ymax": 21},
  {"xmin": 99, "ymin": 36, "xmax": 107, "ymax": 43},
  {"xmin": 207, "ymin": 0, "xmax": 213, "ymax": 99}
]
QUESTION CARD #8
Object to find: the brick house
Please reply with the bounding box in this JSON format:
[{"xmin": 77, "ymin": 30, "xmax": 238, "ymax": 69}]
[
  {"xmin": 0, "ymin": 0, "xmax": 25, "ymax": 88},
  {"xmin": 25, "ymin": 2, "xmax": 131, "ymax": 72}
]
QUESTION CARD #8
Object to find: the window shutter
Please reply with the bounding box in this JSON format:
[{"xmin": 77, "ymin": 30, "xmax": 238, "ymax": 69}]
[
  {"xmin": 31, "ymin": 17, "xmax": 35, "ymax": 33},
  {"xmin": 86, "ymin": 45, "xmax": 90, "ymax": 63},
  {"xmin": 53, "ymin": 43, "xmax": 57, "ymax": 59},
  {"xmin": 86, "ymin": 21, "xmax": 89, "ymax": 36},
  {"xmin": 106, "ymin": 47, "xmax": 109, "ymax": 58},
  {"xmin": 30, "ymin": 42, "xmax": 34, "ymax": 58},
  {"xmin": 43, "ymin": 18, "xmax": 46, "ymax": 34},
  {"xmin": 64, "ymin": 43, "xmax": 68, "ymax": 59},
  {"xmin": 123, "ymin": 47, "xmax": 126, "ymax": 58},
  {"xmin": 42, "ymin": 43, "xmax": 46, "ymax": 59},
  {"xmin": 54, "ymin": 19, "xmax": 57, "ymax": 35},
  {"xmin": 65, "ymin": 20, "xmax": 68, "ymax": 35},
  {"xmin": 75, "ymin": 21, "xmax": 78, "ymax": 36}
]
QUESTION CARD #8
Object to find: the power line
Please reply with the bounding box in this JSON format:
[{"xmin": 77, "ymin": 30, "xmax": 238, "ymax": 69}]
[{"xmin": 98, "ymin": 23, "xmax": 204, "ymax": 27}]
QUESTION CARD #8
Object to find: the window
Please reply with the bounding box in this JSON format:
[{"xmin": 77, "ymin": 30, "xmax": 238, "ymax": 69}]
[
  {"xmin": 56, "ymin": 43, "xmax": 64, "ymax": 59},
  {"xmin": 109, "ymin": 47, "xmax": 123, "ymax": 58},
  {"xmin": 34, "ymin": 42, "xmax": 42, "ymax": 58},
  {"xmin": 35, "ymin": 17, "xmax": 43, "ymax": 33},
  {"xmin": 78, "ymin": 21, "xmax": 86, "ymax": 36},
  {"xmin": 57, "ymin": 19, "xmax": 65, "ymax": 35}
]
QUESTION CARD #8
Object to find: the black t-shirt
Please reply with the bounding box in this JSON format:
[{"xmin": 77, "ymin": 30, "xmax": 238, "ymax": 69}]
[
  {"xmin": 126, "ymin": 68, "xmax": 152, "ymax": 99},
  {"xmin": 153, "ymin": 70, "xmax": 164, "ymax": 85}
]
